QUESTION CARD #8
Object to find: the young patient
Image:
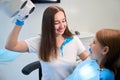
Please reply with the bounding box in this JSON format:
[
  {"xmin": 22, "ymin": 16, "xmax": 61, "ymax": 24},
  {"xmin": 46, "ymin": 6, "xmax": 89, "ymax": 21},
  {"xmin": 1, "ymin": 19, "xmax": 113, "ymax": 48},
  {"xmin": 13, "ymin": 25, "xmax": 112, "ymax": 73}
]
[{"xmin": 65, "ymin": 28, "xmax": 120, "ymax": 80}]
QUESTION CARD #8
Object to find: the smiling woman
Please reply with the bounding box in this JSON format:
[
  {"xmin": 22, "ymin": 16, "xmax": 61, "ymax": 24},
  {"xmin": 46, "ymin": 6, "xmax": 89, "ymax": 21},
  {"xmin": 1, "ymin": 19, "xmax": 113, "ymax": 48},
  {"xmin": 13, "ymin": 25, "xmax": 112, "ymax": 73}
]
[{"xmin": 5, "ymin": 5, "xmax": 89, "ymax": 80}]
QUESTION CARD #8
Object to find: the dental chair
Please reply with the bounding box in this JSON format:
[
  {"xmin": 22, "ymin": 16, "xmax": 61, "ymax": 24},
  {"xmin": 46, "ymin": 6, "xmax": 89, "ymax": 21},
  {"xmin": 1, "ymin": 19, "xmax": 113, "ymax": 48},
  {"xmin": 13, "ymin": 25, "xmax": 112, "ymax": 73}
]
[
  {"xmin": 22, "ymin": 61, "xmax": 42, "ymax": 80},
  {"xmin": 22, "ymin": 62, "xmax": 120, "ymax": 80}
]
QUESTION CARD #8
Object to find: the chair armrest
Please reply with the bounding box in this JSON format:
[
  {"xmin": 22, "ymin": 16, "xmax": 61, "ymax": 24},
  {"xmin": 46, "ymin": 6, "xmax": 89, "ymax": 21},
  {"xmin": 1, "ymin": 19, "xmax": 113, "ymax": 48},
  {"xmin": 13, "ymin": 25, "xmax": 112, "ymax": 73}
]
[{"xmin": 22, "ymin": 61, "xmax": 40, "ymax": 75}]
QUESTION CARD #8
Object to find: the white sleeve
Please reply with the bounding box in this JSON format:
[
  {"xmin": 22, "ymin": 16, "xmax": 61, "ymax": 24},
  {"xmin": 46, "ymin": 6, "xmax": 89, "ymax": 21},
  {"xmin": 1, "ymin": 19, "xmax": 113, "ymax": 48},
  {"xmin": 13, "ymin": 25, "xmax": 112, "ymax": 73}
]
[
  {"xmin": 74, "ymin": 36, "xmax": 86, "ymax": 56},
  {"xmin": 25, "ymin": 35, "xmax": 41, "ymax": 54}
]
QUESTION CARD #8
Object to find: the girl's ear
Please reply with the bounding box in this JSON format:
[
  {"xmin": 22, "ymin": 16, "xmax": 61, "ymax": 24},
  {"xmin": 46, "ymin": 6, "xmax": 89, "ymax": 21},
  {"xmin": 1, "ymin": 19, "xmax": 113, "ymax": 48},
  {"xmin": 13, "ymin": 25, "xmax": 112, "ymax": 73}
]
[{"xmin": 102, "ymin": 46, "xmax": 109, "ymax": 55}]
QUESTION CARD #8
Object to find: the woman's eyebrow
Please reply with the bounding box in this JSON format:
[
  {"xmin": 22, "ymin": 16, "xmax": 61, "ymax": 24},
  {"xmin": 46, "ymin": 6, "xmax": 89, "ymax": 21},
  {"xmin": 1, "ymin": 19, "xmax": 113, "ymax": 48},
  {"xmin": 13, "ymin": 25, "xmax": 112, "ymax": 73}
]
[{"xmin": 54, "ymin": 18, "xmax": 66, "ymax": 21}]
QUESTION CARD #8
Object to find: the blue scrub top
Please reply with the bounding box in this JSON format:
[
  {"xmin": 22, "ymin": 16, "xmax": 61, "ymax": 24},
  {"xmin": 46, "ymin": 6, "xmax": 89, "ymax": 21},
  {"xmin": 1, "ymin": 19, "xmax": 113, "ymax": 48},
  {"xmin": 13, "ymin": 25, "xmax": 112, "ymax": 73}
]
[
  {"xmin": 65, "ymin": 57, "xmax": 115, "ymax": 80},
  {"xmin": 65, "ymin": 57, "xmax": 100, "ymax": 80},
  {"xmin": 100, "ymin": 68, "xmax": 114, "ymax": 80}
]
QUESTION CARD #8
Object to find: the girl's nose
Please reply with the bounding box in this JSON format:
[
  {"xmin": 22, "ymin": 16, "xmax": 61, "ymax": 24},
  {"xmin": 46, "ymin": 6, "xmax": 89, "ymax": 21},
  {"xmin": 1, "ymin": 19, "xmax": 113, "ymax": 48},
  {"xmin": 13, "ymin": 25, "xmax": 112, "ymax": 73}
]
[{"xmin": 59, "ymin": 22, "xmax": 65, "ymax": 28}]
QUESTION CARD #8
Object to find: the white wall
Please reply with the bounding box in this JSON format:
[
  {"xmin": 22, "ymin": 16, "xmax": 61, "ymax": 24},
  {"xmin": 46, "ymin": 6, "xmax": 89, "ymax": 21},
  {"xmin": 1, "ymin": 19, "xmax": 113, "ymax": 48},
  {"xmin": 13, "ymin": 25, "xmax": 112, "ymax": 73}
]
[{"xmin": 0, "ymin": 0, "xmax": 120, "ymax": 48}]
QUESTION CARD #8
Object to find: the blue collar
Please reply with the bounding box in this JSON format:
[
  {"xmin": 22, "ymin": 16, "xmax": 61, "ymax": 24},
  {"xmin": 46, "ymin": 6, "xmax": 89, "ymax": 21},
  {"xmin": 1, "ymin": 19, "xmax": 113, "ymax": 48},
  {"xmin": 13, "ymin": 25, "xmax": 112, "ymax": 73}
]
[{"xmin": 60, "ymin": 37, "xmax": 73, "ymax": 57}]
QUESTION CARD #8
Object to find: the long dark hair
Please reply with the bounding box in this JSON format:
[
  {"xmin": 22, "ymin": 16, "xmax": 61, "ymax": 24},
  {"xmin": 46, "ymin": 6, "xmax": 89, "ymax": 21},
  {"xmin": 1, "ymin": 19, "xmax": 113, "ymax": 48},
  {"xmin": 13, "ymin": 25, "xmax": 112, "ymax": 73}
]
[
  {"xmin": 96, "ymin": 28, "xmax": 120, "ymax": 79},
  {"xmin": 39, "ymin": 6, "xmax": 73, "ymax": 62}
]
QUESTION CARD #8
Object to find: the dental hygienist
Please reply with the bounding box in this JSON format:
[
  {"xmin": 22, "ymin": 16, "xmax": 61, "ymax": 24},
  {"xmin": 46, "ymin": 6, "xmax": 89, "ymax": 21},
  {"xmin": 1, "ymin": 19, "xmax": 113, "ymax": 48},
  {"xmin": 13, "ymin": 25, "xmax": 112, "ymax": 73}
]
[{"xmin": 5, "ymin": 6, "xmax": 90, "ymax": 80}]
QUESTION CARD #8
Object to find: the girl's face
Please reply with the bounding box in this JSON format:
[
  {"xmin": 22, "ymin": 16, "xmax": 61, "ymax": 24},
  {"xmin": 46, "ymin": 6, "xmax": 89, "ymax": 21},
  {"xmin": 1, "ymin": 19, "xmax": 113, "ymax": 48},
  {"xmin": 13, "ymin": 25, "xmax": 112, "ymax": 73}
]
[
  {"xmin": 90, "ymin": 36, "xmax": 105, "ymax": 61},
  {"xmin": 54, "ymin": 11, "xmax": 67, "ymax": 36}
]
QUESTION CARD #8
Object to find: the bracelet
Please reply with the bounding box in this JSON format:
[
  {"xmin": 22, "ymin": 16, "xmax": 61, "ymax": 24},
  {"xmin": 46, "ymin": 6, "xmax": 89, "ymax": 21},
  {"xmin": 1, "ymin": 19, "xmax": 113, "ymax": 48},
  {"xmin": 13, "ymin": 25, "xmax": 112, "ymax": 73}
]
[{"xmin": 15, "ymin": 19, "xmax": 24, "ymax": 26}]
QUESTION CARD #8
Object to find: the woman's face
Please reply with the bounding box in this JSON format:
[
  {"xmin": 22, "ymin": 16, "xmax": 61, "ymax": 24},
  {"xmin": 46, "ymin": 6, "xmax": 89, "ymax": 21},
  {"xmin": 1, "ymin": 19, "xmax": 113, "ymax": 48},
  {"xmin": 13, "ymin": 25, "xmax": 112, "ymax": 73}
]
[
  {"xmin": 90, "ymin": 36, "xmax": 104, "ymax": 61},
  {"xmin": 54, "ymin": 11, "xmax": 67, "ymax": 36}
]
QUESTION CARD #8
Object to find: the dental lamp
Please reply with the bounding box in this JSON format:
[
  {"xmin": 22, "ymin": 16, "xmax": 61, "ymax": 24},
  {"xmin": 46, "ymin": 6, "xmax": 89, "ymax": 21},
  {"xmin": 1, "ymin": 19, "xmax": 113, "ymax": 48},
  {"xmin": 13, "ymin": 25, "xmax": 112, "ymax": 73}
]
[{"xmin": 0, "ymin": 0, "xmax": 35, "ymax": 20}]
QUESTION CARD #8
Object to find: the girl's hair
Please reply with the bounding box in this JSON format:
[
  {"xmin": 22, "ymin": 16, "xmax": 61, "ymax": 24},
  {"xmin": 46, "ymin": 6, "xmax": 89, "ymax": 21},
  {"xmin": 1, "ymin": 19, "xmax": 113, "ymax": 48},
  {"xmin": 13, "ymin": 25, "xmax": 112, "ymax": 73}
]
[
  {"xmin": 39, "ymin": 6, "xmax": 73, "ymax": 62},
  {"xmin": 96, "ymin": 28, "xmax": 120, "ymax": 79}
]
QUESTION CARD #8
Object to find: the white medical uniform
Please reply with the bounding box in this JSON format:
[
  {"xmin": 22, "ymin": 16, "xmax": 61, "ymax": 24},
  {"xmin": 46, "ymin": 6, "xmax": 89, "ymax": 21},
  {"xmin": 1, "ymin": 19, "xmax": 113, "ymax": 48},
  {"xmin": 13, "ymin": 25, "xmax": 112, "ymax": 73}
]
[{"xmin": 25, "ymin": 35, "xmax": 86, "ymax": 80}]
